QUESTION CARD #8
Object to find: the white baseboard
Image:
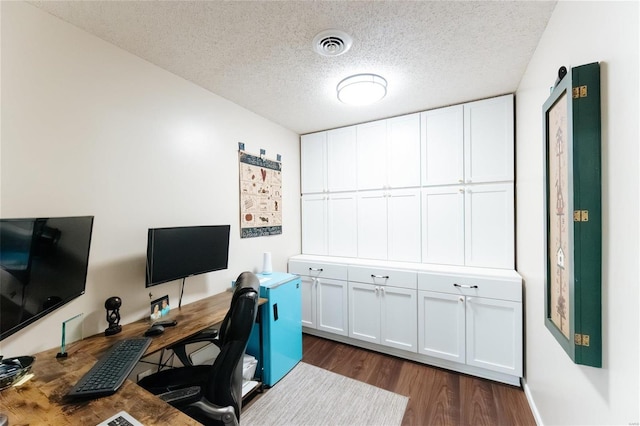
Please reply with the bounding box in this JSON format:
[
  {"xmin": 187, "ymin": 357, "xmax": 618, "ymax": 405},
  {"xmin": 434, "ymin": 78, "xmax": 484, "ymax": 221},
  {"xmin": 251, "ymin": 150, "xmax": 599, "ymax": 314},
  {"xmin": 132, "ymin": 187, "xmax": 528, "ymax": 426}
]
[{"xmin": 522, "ymin": 378, "xmax": 543, "ymax": 426}]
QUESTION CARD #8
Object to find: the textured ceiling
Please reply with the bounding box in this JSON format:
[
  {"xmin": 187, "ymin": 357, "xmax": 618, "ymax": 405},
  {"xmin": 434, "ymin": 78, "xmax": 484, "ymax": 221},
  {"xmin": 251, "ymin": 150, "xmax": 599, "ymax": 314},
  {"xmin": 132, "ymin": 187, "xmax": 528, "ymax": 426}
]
[{"xmin": 29, "ymin": 1, "xmax": 557, "ymax": 135}]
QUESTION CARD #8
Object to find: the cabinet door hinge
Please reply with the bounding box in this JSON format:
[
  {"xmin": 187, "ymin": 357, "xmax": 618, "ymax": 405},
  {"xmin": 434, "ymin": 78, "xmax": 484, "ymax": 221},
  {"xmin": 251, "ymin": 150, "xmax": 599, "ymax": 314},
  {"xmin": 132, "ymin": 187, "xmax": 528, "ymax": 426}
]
[
  {"xmin": 573, "ymin": 85, "xmax": 588, "ymax": 98},
  {"xmin": 573, "ymin": 210, "xmax": 589, "ymax": 222},
  {"xmin": 574, "ymin": 333, "xmax": 590, "ymax": 346}
]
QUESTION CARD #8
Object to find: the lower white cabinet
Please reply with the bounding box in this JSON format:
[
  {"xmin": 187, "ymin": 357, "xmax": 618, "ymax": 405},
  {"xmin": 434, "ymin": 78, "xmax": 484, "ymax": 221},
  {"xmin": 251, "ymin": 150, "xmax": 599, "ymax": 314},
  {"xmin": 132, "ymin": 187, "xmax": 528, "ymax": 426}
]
[
  {"xmin": 348, "ymin": 268, "xmax": 417, "ymax": 352},
  {"xmin": 418, "ymin": 270, "xmax": 523, "ymax": 378},
  {"xmin": 418, "ymin": 290, "xmax": 466, "ymax": 363},
  {"xmin": 289, "ymin": 255, "xmax": 523, "ymax": 385},
  {"xmin": 290, "ymin": 259, "xmax": 349, "ymax": 336},
  {"xmin": 465, "ymin": 296, "xmax": 522, "ymax": 376}
]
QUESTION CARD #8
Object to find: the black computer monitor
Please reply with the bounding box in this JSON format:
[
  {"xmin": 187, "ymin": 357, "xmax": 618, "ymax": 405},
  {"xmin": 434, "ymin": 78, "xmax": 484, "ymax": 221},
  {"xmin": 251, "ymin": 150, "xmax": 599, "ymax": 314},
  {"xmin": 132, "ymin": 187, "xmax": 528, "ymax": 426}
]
[
  {"xmin": 145, "ymin": 225, "xmax": 230, "ymax": 287},
  {"xmin": 0, "ymin": 216, "xmax": 94, "ymax": 341}
]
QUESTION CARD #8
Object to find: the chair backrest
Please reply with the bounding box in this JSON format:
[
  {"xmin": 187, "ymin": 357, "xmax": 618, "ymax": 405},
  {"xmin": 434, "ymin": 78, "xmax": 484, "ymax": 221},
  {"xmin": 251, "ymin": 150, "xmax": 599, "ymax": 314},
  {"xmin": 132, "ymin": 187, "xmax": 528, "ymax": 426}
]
[{"xmin": 202, "ymin": 271, "xmax": 259, "ymax": 422}]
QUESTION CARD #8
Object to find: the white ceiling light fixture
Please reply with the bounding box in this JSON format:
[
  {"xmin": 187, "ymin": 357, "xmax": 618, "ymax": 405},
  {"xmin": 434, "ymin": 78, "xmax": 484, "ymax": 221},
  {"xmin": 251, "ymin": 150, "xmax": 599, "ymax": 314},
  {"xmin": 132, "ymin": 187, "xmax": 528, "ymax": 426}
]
[{"xmin": 337, "ymin": 73, "xmax": 387, "ymax": 106}]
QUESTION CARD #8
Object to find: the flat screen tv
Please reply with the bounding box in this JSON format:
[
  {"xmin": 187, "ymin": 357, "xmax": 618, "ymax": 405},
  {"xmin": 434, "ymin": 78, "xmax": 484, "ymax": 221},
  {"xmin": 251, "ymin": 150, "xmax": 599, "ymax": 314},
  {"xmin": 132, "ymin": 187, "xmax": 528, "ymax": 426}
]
[
  {"xmin": 0, "ymin": 216, "xmax": 94, "ymax": 341},
  {"xmin": 145, "ymin": 225, "xmax": 230, "ymax": 287}
]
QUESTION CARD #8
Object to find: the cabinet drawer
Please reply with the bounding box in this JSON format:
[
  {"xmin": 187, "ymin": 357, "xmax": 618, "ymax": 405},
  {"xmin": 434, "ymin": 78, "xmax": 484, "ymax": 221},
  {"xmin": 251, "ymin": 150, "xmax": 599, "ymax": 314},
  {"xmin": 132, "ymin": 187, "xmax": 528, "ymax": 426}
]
[
  {"xmin": 288, "ymin": 260, "xmax": 348, "ymax": 281},
  {"xmin": 348, "ymin": 266, "xmax": 417, "ymax": 289},
  {"xmin": 418, "ymin": 272, "xmax": 521, "ymax": 302}
]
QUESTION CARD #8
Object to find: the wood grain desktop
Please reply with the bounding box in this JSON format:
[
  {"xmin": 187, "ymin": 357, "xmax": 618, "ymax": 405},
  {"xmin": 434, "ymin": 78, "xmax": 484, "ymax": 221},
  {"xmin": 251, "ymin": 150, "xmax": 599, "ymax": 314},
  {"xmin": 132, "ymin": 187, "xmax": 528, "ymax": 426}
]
[{"xmin": 0, "ymin": 290, "xmax": 266, "ymax": 425}]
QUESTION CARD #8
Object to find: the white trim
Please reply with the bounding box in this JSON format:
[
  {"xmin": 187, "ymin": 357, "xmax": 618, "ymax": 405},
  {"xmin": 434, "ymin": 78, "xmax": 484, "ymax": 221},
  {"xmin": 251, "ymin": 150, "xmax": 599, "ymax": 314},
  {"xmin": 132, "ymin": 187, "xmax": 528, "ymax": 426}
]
[{"xmin": 522, "ymin": 378, "xmax": 543, "ymax": 426}]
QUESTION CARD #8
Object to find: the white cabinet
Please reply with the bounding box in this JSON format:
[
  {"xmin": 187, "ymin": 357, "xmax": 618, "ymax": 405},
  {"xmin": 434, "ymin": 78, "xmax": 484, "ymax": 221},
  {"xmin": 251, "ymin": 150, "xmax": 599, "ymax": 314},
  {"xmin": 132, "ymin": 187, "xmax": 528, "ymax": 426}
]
[
  {"xmin": 289, "ymin": 255, "xmax": 523, "ymax": 385},
  {"xmin": 464, "ymin": 95, "xmax": 514, "ymax": 184},
  {"xmin": 289, "ymin": 260, "xmax": 349, "ymax": 336},
  {"xmin": 464, "ymin": 183, "xmax": 514, "ymax": 269},
  {"xmin": 421, "ymin": 95, "xmax": 513, "ymax": 186},
  {"xmin": 300, "ymin": 127, "xmax": 356, "ymax": 194},
  {"xmin": 421, "ymin": 183, "xmax": 514, "ymax": 269},
  {"xmin": 327, "ymin": 192, "xmax": 357, "ymax": 257},
  {"xmin": 301, "ymin": 194, "xmax": 327, "ymax": 255},
  {"xmin": 417, "ymin": 270, "xmax": 523, "ymax": 378},
  {"xmin": 301, "ymin": 193, "xmax": 357, "ymax": 257},
  {"xmin": 357, "ymin": 114, "xmax": 421, "ymax": 190},
  {"xmin": 301, "ymin": 132, "xmax": 327, "ymax": 194},
  {"xmin": 301, "ymin": 94, "xmax": 515, "ymax": 269},
  {"xmin": 421, "ymin": 105, "xmax": 464, "ymax": 186},
  {"xmin": 421, "ymin": 186, "xmax": 465, "ymax": 265},
  {"xmin": 356, "ymin": 120, "xmax": 387, "ymax": 190},
  {"xmin": 357, "ymin": 188, "xmax": 421, "ymax": 262},
  {"xmin": 348, "ymin": 266, "xmax": 417, "ymax": 352},
  {"xmin": 327, "ymin": 127, "xmax": 357, "ymax": 192},
  {"xmin": 465, "ymin": 296, "xmax": 522, "ymax": 375},
  {"xmin": 418, "ymin": 290, "xmax": 465, "ymax": 363}
]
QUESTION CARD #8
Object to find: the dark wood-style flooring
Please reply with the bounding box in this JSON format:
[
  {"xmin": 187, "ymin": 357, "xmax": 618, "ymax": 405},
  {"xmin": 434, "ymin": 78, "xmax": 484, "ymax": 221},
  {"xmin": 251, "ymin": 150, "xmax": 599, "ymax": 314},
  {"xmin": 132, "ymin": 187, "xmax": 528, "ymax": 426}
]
[{"xmin": 249, "ymin": 334, "xmax": 536, "ymax": 426}]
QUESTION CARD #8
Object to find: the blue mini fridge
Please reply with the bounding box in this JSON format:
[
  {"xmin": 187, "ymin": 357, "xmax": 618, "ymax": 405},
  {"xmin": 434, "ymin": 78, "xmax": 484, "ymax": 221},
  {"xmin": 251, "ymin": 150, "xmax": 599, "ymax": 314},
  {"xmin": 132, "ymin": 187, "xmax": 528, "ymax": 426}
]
[{"xmin": 247, "ymin": 272, "xmax": 302, "ymax": 387}]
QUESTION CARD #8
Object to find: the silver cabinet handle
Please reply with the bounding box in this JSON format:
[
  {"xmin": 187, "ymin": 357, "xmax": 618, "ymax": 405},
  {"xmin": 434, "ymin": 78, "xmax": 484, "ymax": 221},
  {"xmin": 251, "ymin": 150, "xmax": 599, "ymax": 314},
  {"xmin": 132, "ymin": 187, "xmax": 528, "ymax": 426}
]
[
  {"xmin": 459, "ymin": 297, "xmax": 464, "ymax": 302},
  {"xmin": 309, "ymin": 267, "xmax": 323, "ymax": 272},
  {"xmin": 371, "ymin": 274, "xmax": 389, "ymax": 279},
  {"xmin": 454, "ymin": 283, "xmax": 478, "ymax": 289}
]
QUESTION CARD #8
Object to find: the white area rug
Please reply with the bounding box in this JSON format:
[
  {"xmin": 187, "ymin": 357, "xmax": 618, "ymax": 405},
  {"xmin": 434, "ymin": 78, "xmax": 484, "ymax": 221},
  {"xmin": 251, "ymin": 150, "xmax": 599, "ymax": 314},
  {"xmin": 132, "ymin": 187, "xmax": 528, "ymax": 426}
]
[{"xmin": 241, "ymin": 362, "xmax": 408, "ymax": 426}]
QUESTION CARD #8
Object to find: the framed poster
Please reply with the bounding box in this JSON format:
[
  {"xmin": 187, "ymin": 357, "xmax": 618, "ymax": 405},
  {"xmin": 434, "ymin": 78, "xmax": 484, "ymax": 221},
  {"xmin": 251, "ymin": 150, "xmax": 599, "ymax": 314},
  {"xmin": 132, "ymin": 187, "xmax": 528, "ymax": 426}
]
[
  {"xmin": 543, "ymin": 63, "xmax": 602, "ymax": 367},
  {"xmin": 239, "ymin": 150, "xmax": 282, "ymax": 238}
]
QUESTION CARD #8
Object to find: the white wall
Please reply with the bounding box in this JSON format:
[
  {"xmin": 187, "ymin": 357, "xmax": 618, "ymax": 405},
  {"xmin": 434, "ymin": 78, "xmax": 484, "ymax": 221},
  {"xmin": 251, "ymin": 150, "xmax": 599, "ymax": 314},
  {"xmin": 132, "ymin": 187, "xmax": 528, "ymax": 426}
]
[
  {"xmin": 516, "ymin": 1, "xmax": 639, "ymax": 425},
  {"xmin": 0, "ymin": 2, "xmax": 300, "ymax": 356}
]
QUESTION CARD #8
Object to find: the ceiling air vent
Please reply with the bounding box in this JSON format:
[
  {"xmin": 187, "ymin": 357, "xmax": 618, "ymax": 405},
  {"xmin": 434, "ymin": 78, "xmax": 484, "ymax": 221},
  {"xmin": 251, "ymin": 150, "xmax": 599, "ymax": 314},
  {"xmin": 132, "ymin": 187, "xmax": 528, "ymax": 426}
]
[{"xmin": 312, "ymin": 30, "xmax": 353, "ymax": 57}]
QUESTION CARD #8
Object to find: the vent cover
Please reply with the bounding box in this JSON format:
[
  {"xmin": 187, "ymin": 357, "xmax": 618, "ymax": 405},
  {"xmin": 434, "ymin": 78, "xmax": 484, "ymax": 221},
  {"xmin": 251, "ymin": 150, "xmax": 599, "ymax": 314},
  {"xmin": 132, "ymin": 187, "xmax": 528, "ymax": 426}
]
[{"xmin": 312, "ymin": 30, "xmax": 353, "ymax": 57}]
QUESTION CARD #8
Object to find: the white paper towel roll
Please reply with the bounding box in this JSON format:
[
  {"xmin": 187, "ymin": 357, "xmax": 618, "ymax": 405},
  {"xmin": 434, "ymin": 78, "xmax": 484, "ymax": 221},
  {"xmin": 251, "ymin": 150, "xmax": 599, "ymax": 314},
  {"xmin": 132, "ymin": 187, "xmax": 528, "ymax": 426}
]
[{"xmin": 262, "ymin": 252, "xmax": 272, "ymax": 275}]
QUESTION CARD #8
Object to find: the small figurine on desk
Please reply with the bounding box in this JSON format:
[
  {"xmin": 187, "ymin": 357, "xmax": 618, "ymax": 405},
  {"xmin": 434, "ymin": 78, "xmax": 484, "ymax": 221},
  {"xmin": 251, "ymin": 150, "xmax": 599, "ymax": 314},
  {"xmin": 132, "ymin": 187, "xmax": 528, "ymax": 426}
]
[{"xmin": 104, "ymin": 296, "xmax": 122, "ymax": 336}]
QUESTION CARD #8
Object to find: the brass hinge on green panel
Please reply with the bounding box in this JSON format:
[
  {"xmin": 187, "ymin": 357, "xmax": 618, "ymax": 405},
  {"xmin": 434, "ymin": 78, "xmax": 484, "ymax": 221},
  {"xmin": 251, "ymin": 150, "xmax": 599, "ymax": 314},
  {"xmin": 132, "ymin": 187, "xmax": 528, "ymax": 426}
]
[
  {"xmin": 575, "ymin": 334, "xmax": 591, "ymax": 347},
  {"xmin": 573, "ymin": 85, "xmax": 588, "ymax": 98},
  {"xmin": 573, "ymin": 210, "xmax": 589, "ymax": 222}
]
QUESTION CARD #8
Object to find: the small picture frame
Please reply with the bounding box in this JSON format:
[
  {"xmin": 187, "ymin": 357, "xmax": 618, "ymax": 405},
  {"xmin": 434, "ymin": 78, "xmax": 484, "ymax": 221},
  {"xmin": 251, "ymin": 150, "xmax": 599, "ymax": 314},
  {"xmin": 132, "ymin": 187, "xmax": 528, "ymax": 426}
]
[{"xmin": 150, "ymin": 295, "xmax": 170, "ymax": 321}]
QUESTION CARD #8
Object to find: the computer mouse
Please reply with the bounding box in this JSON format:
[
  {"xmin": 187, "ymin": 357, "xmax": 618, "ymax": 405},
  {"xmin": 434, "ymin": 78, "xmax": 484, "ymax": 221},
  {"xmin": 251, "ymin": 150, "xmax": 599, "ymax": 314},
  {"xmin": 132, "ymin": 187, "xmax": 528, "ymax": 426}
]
[{"xmin": 144, "ymin": 324, "xmax": 164, "ymax": 336}]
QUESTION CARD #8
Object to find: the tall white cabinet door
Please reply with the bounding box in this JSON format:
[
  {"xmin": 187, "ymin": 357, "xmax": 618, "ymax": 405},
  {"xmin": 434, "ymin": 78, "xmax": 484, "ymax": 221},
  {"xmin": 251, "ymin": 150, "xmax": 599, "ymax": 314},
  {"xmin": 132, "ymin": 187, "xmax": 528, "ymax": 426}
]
[
  {"xmin": 380, "ymin": 286, "xmax": 417, "ymax": 352},
  {"xmin": 421, "ymin": 105, "xmax": 464, "ymax": 186},
  {"xmin": 356, "ymin": 120, "xmax": 388, "ymax": 190},
  {"xmin": 327, "ymin": 193, "xmax": 358, "ymax": 257},
  {"xmin": 327, "ymin": 127, "xmax": 357, "ymax": 192},
  {"xmin": 418, "ymin": 290, "xmax": 466, "ymax": 363},
  {"xmin": 317, "ymin": 278, "xmax": 349, "ymax": 336},
  {"xmin": 357, "ymin": 191, "xmax": 387, "ymax": 260},
  {"xmin": 421, "ymin": 187, "xmax": 464, "ymax": 265},
  {"xmin": 348, "ymin": 282, "xmax": 381, "ymax": 344},
  {"xmin": 464, "ymin": 183, "xmax": 514, "ymax": 269},
  {"xmin": 387, "ymin": 189, "xmax": 421, "ymax": 263},
  {"xmin": 300, "ymin": 276, "xmax": 317, "ymax": 329},
  {"xmin": 301, "ymin": 132, "xmax": 327, "ymax": 194},
  {"xmin": 466, "ymin": 296, "xmax": 522, "ymax": 376},
  {"xmin": 301, "ymin": 194, "xmax": 327, "ymax": 255},
  {"xmin": 387, "ymin": 113, "xmax": 421, "ymax": 189},
  {"xmin": 463, "ymin": 94, "xmax": 514, "ymax": 184}
]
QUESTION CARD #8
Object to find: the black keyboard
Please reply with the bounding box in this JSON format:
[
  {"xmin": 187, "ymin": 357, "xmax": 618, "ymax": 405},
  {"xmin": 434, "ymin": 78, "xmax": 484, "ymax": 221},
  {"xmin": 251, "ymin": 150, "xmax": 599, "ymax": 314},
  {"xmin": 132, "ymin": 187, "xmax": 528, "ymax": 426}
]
[{"xmin": 67, "ymin": 338, "xmax": 151, "ymax": 398}]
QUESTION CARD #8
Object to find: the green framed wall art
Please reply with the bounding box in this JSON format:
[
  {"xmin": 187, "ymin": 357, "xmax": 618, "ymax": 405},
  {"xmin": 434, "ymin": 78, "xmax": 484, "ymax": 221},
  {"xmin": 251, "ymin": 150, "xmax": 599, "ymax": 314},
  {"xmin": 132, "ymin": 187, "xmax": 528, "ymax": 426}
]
[{"xmin": 543, "ymin": 62, "xmax": 602, "ymax": 367}]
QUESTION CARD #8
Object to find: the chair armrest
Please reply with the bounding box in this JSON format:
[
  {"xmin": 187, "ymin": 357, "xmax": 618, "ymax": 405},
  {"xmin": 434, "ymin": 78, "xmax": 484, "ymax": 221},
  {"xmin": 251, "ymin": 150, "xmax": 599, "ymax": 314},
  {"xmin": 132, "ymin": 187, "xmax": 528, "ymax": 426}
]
[
  {"xmin": 190, "ymin": 400, "xmax": 238, "ymax": 426},
  {"xmin": 168, "ymin": 328, "xmax": 220, "ymax": 366},
  {"xmin": 158, "ymin": 386, "xmax": 201, "ymax": 405}
]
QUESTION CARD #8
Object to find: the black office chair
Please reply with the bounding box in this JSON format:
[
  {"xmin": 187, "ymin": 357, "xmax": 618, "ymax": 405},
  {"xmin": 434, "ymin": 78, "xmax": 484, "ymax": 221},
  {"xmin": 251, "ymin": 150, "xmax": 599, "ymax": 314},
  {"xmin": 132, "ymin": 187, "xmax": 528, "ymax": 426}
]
[{"xmin": 138, "ymin": 271, "xmax": 260, "ymax": 426}]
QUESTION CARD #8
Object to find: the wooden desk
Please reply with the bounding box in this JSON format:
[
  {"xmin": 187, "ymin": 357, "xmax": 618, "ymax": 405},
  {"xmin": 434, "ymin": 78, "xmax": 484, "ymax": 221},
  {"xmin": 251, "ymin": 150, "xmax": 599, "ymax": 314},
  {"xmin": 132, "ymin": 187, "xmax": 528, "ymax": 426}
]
[{"xmin": 0, "ymin": 290, "xmax": 265, "ymax": 425}]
